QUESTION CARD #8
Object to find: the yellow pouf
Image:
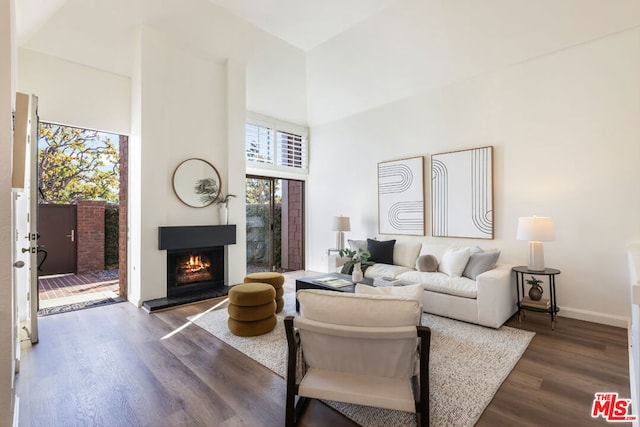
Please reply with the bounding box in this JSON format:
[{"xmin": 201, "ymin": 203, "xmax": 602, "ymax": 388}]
[
  {"xmin": 227, "ymin": 283, "xmax": 277, "ymax": 336},
  {"xmin": 228, "ymin": 301, "xmax": 277, "ymax": 322},
  {"xmin": 244, "ymin": 272, "xmax": 285, "ymax": 313},
  {"xmin": 229, "ymin": 282, "xmax": 275, "ymax": 306},
  {"xmin": 228, "ymin": 314, "xmax": 277, "ymax": 337}
]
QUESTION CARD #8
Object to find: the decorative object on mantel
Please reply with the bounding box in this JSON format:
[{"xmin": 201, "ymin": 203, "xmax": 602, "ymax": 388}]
[
  {"xmin": 216, "ymin": 193, "xmax": 236, "ymax": 225},
  {"xmin": 332, "ymin": 216, "xmax": 351, "ymax": 250},
  {"xmin": 173, "ymin": 158, "xmax": 221, "ymax": 208},
  {"xmin": 378, "ymin": 156, "xmax": 425, "ymax": 236},
  {"xmin": 516, "ymin": 216, "xmax": 555, "ymax": 271},
  {"xmin": 526, "ymin": 275, "xmax": 544, "ymax": 301},
  {"xmin": 431, "ymin": 146, "xmax": 493, "ymax": 239}
]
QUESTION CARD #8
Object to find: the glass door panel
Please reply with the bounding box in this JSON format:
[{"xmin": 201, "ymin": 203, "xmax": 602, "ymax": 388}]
[{"xmin": 246, "ymin": 176, "xmax": 304, "ymax": 273}]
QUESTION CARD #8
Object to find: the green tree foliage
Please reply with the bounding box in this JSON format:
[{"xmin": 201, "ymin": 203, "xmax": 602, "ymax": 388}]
[
  {"xmin": 245, "ymin": 177, "xmax": 282, "ymax": 204},
  {"xmin": 39, "ymin": 123, "xmax": 119, "ymax": 203}
]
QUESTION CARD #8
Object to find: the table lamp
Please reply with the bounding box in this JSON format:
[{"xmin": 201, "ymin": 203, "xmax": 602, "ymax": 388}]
[
  {"xmin": 332, "ymin": 216, "xmax": 351, "ymax": 250},
  {"xmin": 517, "ymin": 216, "xmax": 554, "ymax": 271}
]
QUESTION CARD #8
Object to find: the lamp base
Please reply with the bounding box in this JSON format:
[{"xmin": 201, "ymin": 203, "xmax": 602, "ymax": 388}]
[
  {"xmin": 336, "ymin": 231, "xmax": 345, "ymax": 251},
  {"xmin": 527, "ymin": 241, "xmax": 546, "ymax": 271}
]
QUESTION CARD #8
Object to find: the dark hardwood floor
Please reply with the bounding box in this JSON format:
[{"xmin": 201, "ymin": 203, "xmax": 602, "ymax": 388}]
[{"xmin": 16, "ymin": 271, "xmax": 630, "ymax": 426}]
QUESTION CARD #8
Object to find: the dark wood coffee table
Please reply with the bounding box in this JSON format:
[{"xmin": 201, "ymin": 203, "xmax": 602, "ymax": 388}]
[{"xmin": 295, "ymin": 273, "xmax": 373, "ymax": 311}]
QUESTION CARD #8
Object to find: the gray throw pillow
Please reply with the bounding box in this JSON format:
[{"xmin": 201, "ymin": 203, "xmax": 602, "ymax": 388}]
[
  {"xmin": 348, "ymin": 239, "xmax": 368, "ymax": 252},
  {"xmin": 416, "ymin": 255, "xmax": 438, "ymax": 272},
  {"xmin": 462, "ymin": 251, "xmax": 500, "ymax": 280}
]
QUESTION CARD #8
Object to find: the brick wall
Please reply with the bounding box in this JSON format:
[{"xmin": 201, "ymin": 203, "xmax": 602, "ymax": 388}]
[
  {"xmin": 118, "ymin": 135, "xmax": 128, "ymax": 297},
  {"xmin": 287, "ymin": 181, "xmax": 304, "ymax": 270},
  {"xmin": 76, "ymin": 200, "xmax": 105, "ymax": 274}
]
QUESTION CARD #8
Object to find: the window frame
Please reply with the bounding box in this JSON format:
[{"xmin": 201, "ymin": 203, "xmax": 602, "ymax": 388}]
[{"xmin": 246, "ymin": 112, "xmax": 309, "ymax": 177}]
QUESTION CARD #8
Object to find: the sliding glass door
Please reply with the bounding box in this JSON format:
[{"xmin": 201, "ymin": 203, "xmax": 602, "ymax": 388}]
[{"xmin": 246, "ymin": 176, "xmax": 304, "ymax": 273}]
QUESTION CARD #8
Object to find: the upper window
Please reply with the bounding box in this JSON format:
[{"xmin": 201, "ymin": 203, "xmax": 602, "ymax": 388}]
[{"xmin": 246, "ymin": 113, "xmax": 308, "ymax": 174}]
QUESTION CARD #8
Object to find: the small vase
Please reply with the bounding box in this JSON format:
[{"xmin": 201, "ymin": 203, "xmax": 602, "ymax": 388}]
[
  {"xmin": 352, "ymin": 262, "xmax": 363, "ymax": 283},
  {"xmin": 528, "ymin": 284, "xmax": 543, "ymax": 301},
  {"xmin": 219, "ymin": 206, "xmax": 228, "ymax": 225}
]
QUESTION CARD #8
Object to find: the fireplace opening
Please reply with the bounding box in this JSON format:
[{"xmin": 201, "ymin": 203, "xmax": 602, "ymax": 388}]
[{"xmin": 167, "ymin": 246, "xmax": 224, "ymax": 297}]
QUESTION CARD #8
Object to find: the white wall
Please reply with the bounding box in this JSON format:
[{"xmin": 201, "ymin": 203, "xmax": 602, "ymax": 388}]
[
  {"xmin": 17, "ymin": 49, "xmax": 130, "ymax": 134},
  {"xmin": 0, "ymin": 0, "xmax": 16, "ymax": 423},
  {"xmin": 306, "ymin": 0, "xmax": 640, "ymax": 125},
  {"xmin": 307, "ymin": 28, "xmax": 640, "ymax": 327},
  {"xmin": 129, "ymin": 28, "xmax": 238, "ymax": 304}
]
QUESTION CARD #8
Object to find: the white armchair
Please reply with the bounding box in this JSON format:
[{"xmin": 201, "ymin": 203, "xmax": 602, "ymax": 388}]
[{"xmin": 284, "ymin": 289, "xmax": 431, "ymax": 427}]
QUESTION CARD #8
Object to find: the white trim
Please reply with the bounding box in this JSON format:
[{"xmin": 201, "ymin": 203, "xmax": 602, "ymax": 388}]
[
  {"xmin": 558, "ymin": 306, "xmax": 628, "ymax": 328},
  {"xmin": 246, "ymin": 166, "xmax": 308, "ymax": 181},
  {"xmin": 12, "ymin": 396, "xmax": 19, "ymax": 427}
]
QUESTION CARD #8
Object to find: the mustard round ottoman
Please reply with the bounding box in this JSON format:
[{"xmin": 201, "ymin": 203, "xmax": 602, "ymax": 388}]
[
  {"xmin": 244, "ymin": 272, "xmax": 285, "ymax": 313},
  {"xmin": 228, "ymin": 283, "xmax": 277, "ymax": 337}
]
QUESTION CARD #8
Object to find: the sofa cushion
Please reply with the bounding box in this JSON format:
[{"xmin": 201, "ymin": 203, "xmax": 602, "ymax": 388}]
[
  {"xmin": 364, "ymin": 263, "xmax": 414, "ymax": 279},
  {"xmin": 392, "ymin": 241, "xmax": 422, "ymax": 268},
  {"xmin": 367, "ymin": 239, "xmax": 395, "ymax": 264},
  {"xmin": 297, "ymin": 289, "xmax": 422, "ymax": 327},
  {"xmin": 397, "ymin": 271, "xmax": 478, "ymax": 299},
  {"xmin": 355, "ymin": 283, "xmax": 424, "ymax": 303},
  {"xmin": 416, "ymin": 254, "xmax": 438, "ymax": 272},
  {"xmin": 463, "ymin": 250, "xmax": 501, "ymax": 280},
  {"xmin": 348, "ymin": 239, "xmax": 368, "ymax": 252},
  {"xmin": 438, "ymin": 246, "xmax": 471, "ymax": 277}
]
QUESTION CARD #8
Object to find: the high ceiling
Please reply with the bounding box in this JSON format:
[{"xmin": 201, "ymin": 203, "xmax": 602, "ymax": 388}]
[
  {"xmin": 14, "ymin": 0, "xmax": 640, "ymax": 126},
  {"xmin": 16, "ymin": 0, "xmax": 397, "ymax": 52},
  {"xmin": 205, "ymin": 0, "xmax": 397, "ymax": 51}
]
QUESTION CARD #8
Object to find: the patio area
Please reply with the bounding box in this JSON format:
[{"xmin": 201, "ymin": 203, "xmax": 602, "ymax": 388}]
[{"xmin": 39, "ymin": 270, "xmax": 120, "ymax": 310}]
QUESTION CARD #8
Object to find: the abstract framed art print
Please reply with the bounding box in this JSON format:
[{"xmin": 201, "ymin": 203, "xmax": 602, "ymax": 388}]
[
  {"xmin": 431, "ymin": 146, "xmax": 493, "ymax": 239},
  {"xmin": 378, "ymin": 156, "xmax": 425, "ymax": 235}
]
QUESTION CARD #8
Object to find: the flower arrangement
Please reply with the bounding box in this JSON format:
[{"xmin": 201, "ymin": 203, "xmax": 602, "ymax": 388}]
[{"xmin": 338, "ymin": 248, "xmax": 371, "ymax": 275}]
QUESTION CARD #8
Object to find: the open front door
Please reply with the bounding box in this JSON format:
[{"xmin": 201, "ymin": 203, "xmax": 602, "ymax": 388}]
[
  {"xmin": 27, "ymin": 94, "xmax": 40, "ymax": 343},
  {"xmin": 13, "ymin": 93, "xmax": 40, "ymax": 344}
]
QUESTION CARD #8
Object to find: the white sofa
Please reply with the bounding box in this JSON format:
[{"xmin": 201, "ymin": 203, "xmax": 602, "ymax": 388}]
[{"xmin": 333, "ymin": 240, "xmax": 517, "ymax": 329}]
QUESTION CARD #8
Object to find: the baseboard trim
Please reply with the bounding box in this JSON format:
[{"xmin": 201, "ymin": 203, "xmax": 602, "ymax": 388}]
[{"xmin": 559, "ymin": 306, "xmax": 628, "ymax": 328}]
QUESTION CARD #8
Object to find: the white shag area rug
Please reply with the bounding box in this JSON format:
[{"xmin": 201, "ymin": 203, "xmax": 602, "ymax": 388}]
[{"xmin": 189, "ymin": 291, "xmax": 534, "ymax": 427}]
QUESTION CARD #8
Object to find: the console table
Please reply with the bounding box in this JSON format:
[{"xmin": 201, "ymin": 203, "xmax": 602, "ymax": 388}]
[{"xmin": 513, "ymin": 266, "xmax": 561, "ymax": 330}]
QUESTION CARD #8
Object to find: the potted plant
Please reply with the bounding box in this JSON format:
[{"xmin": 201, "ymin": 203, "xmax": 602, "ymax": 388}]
[
  {"xmin": 526, "ymin": 276, "xmax": 544, "ymax": 301},
  {"xmin": 338, "ymin": 248, "xmax": 371, "ymax": 278},
  {"xmin": 215, "ymin": 193, "xmax": 236, "ymax": 225}
]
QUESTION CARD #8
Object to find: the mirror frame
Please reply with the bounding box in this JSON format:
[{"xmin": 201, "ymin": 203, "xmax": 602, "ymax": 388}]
[{"xmin": 172, "ymin": 158, "xmax": 222, "ymax": 208}]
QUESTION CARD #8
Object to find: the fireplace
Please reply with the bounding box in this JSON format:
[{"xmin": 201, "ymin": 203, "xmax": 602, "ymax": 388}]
[
  {"xmin": 167, "ymin": 246, "xmax": 224, "ymax": 297},
  {"xmin": 142, "ymin": 225, "xmax": 237, "ymax": 312}
]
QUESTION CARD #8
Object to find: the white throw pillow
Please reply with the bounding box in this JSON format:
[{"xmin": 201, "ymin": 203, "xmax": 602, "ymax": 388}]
[
  {"xmin": 438, "ymin": 246, "xmax": 471, "ymax": 277},
  {"xmin": 355, "ymin": 283, "xmax": 424, "ymax": 304},
  {"xmin": 393, "ymin": 241, "xmax": 423, "ymax": 268}
]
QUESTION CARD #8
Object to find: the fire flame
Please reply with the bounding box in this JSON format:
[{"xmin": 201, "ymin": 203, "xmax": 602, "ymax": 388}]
[{"xmin": 183, "ymin": 255, "xmax": 210, "ymax": 273}]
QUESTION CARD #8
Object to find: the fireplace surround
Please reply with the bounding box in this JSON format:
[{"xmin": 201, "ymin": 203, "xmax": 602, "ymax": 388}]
[{"xmin": 142, "ymin": 225, "xmax": 236, "ymax": 312}]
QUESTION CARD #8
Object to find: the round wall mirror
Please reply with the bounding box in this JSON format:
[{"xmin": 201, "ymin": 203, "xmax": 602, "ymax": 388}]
[{"xmin": 172, "ymin": 158, "xmax": 221, "ymax": 208}]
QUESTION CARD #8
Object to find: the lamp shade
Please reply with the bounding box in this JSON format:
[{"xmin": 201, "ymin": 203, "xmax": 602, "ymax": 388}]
[
  {"xmin": 516, "ymin": 216, "xmax": 554, "ymax": 242},
  {"xmin": 332, "ymin": 216, "xmax": 351, "ymax": 232}
]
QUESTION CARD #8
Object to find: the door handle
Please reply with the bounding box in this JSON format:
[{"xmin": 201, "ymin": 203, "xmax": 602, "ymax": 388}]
[
  {"xmin": 66, "ymin": 229, "xmax": 75, "ymax": 242},
  {"xmin": 13, "ymin": 261, "xmax": 25, "ymax": 268}
]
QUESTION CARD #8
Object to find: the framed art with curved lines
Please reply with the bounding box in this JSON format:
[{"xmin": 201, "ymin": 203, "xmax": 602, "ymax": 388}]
[
  {"xmin": 378, "ymin": 156, "xmax": 425, "ymax": 236},
  {"xmin": 431, "ymin": 146, "xmax": 493, "ymax": 239}
]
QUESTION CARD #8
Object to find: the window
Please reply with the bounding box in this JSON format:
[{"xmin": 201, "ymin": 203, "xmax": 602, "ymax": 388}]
[{"xmin": 245, "ymin": 113, "xmax": 308, "ymax": 174}]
